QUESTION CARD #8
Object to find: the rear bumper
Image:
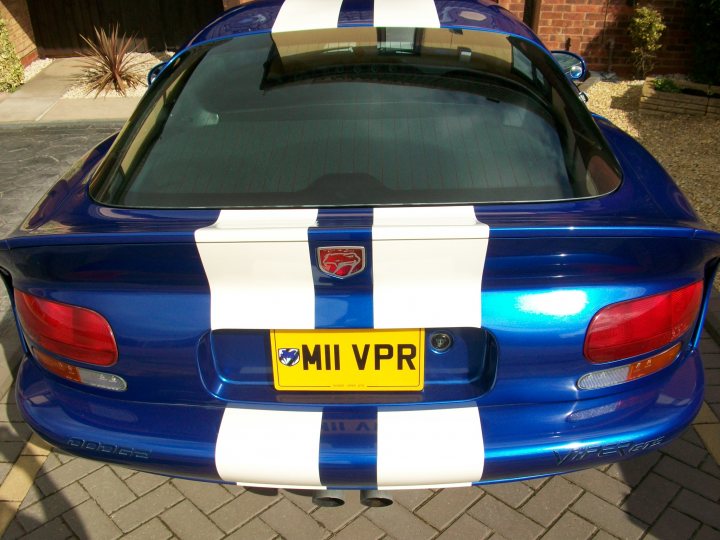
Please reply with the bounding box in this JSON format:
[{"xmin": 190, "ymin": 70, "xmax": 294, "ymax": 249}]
[{"xmin": 16, "ymin": 348, "xmax": 704, "ymax": 489}]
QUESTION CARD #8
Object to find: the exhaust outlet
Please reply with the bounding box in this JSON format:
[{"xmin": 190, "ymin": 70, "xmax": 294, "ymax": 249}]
[
  {"xmin": 312, "ymin": 489, "xmax": 346, "ymax": 507},
  {"xmin": 360, "ymin": 489, "xmax": 394, "ymax": 507}
]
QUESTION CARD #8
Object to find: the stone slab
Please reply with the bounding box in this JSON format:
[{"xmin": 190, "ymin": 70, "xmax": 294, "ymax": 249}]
[
  {"xmin": 0, "ymin": 98, "xmax": 58, "ymax": 123},
  {"xmin": 40, "ymin": 97, "xmax": 141, "ymax": 122}
]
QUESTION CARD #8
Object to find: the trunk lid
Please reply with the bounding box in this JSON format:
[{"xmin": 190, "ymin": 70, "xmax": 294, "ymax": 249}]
[{"xmin": 2, "ymin": 131, "xmax": 719, "ymax": 407}]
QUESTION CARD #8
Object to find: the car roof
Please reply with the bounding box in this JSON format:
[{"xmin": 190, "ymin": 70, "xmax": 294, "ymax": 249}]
[{"xmin": 187, "ymin": 0, "xmax": 544, "ymax": 50}]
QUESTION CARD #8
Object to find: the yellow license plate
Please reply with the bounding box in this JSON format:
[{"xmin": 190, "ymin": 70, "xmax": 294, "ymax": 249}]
[{"xmin": 270, "ymin": 329, "xmax": 425, "ymax": 391}]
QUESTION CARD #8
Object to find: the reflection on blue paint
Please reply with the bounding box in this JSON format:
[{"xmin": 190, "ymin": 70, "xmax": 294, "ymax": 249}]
[{"xmin": 517, "ymin": 290, "xmax": 589, "ymax": 317}]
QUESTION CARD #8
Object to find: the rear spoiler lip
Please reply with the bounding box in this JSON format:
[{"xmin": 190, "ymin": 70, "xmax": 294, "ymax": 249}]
[
  {"xmin": 1, "ymin": 224, "xmax": 709, "ymax": 250},
  {"xmin": 693, "ymin": 228, "xmax": 720, "ymax": 244}
]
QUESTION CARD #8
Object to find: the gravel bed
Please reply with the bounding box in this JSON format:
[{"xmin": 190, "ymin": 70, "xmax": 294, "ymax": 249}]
[
  {"xmin": 585, "ymin": 79, "xmax": 720, "ymax": 289},
  {"xmin": 62, "ymin": 52, "xmax": 169, "ymax": 99},
  {"xmin": 586, "ymin": 80, "xmax": 719, "ymax": 233},
  {"xmin": 23, "ymin": 58, "xmax": 53, "ymax": 83}
]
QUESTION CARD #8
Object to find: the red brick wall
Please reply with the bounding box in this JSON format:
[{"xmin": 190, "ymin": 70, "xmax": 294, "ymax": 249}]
[
  {"xmin": 499, "ymin": 0, "xmax": 691, "ymax": 76},
  {"xmin": 497, "ymin": 0, "xmax": 526, "ymax": 16},
  {"xmin": 222, "ymin": 0, "xmax": 253, "ymax": 9},
  {"xmin": 0, "ymin": 0, "xmax": 37, "ymax": 65}
]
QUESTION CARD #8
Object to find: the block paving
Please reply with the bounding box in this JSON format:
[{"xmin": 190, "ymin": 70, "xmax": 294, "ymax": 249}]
[
  {"xmin": 1, "ymin": 409, "xmax": 719, "ymax": 540},
  {"xmin": 0, "ymin": 125, "xmax": 719, "ymax": 539}
]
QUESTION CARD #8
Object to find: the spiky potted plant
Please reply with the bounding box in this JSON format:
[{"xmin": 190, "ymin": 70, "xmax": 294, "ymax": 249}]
[{"xmin": 78, "ymin": 25, "xmax": 145, "ymax": 97}]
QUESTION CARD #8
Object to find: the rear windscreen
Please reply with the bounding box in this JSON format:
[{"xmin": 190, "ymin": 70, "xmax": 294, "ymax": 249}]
[{"xmin": 91, "ymin": 28, "xmax": 621, "ymax": 208}]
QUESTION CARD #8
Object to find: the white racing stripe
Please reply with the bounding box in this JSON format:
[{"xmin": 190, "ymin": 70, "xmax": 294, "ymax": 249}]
[
  {"xmin": 376, "ymin": 404, "xmax": 484, "ymax": 488},
  {"xmin": 372, "ymin": 206, "xmax": 489, "ymax": 329},
  {"xmin": 195, "ymin": 209, "xmax": 318, "ymax": 330},
  {"xmin": 215, "ymin": 407, "xmax": 325, "ymax": 488},
  {"xmin": 374, "ymin": 0, "xmax": 441, "ymax": 28},
  {"xmin": 272, "ymin": 0, "xmax": 345, "ymax": 32}
]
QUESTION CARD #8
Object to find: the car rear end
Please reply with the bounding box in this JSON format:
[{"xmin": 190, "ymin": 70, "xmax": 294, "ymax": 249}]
[{"xmin": 1, "ymin": 20, "xmax": 719, "ymax": 490}]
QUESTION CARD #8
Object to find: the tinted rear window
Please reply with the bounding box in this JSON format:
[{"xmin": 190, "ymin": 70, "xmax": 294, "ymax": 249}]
[{"xmin": 92, "ymin": 28, "xmax": 620, "ymax": 208}]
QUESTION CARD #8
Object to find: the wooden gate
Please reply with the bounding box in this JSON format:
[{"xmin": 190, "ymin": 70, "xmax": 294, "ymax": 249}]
[{"xmin": 27, "ymin": 0, "xmax": 226, "ymax": 56}]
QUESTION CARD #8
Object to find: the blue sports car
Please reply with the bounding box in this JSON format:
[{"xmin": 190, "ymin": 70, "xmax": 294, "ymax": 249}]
[{"xmin": 1, "ymin": 0, "xmax": 719, "ymax": 504}]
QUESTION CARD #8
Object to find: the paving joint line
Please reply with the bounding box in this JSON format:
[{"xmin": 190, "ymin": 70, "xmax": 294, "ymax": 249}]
[
  {"xmin": 705, "ymin": 308, "xmax": 720, "ymax": 345},
  {"xmin": 653, "ymin": 453, "xmax": 719, "ymax": 506},
  {"xmin": 0, "ymin": 433, "xmax": 52, "ymax": 536},
  {"xmin": 692, "ymin": 408, "xmax": 720, "ymax": 467},
  {"xmin": 638, "ymin": 458, "xmax": 695, "ymax": 538},
  {"xmin": 697, "ymin": 288, "xmax": 720, "ymax": 467},
  {"xmin": 33, "ymin": 99, "xmax": 61, "ymax": 123},
  {"xmin": 659, "ymin": 476, "xmax": 707, "ymax": 537},
  {"xmin": 534, "ymin": 484, "xmax": 588, "ymax": 532}
]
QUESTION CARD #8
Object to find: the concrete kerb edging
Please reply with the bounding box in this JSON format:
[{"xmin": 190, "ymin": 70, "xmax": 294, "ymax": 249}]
[
  {"xmin": 0, "ymin": 120, "xmax": 126, "ymax": 130},
  {"xmin": 577, "ymin": 71, "xmax": 605, "ymax": 93}
]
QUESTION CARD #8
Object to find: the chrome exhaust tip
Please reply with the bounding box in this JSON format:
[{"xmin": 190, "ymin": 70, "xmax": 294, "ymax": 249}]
[
  {"xmin": 360, "ymin": 489, "xmax": 394, "ymax": 507},
  {"xmin": 312, "ymin": 489, "xmax": 346, "ymax": 507}
]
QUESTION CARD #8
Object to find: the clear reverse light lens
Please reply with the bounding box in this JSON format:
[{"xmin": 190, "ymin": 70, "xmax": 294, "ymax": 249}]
[{"xmin": 578, "ymin": 365, "xmax": 630, "ymax": 390}]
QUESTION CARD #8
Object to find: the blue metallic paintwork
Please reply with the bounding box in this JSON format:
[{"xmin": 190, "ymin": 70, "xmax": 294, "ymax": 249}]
[
  {"xmin": 337, "ymin": 0, "xmax": 374, "ymax": 27},
  {"xmin": 311, "ymin": 209, "xmax": 374, "ymax": 329},
  {"xmin": 320, "ymin": 407, "xmax": 377, "ymax": 487},
  {"xmin": 7, "ymin": 203, "xmax": 714, "ymax": 408},
  {"xmin": 11, "ymin": 242, "xmax": 212, "ymax": 404},
  {"xmin": 480, "ymin": 237, "xmax": 712, "ymax": 406},
  {"xmin": 8, "ymin": 233, "xmax": 715, "ymax": 408},
  {"xmin": 202, "ymin": 328, "xmax": 493, "ymax": 404},
  {"xmin": 481, "ymin": 349, "xmax": 704, "ymax": 481},
  {"xmin": 17, "ymin": 359, "xmax": 223, "ymax": 481},
  {"xmin": 186, "ymin": 0, "xmax": 544, "ymax": 50},
  {"xmin": 189, "ymin": 0, "xmax": 283, "ymax": 44},
  {"xmin": 435, "ymin": 0, "xmax": 537, "ymax": 42},
  {"xmin": 2, "ymin": 3, "xmax": 720, "ymax": 486},
  {"xmin": 16, "ymin": 346, "xmax": 703, "ymax": 486}
]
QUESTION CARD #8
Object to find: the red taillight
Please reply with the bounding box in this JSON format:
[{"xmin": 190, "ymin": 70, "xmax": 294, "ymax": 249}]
[
  {"xmin": 584, "ymin": 281, "xmax": 703, "ymax": 363},
  {"xmin": 14, "ymin": 290, "xmax": 118, "ymax": 366}
]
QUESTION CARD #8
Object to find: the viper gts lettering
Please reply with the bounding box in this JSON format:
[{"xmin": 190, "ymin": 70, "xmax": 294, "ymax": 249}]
[{"xmin": 554, "ymin": 436, "xmax": 664, "ymax": 465}]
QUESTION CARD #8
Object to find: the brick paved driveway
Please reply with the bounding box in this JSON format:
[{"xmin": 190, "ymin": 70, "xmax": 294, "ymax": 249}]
[{"xmin": 0, "ymin": 125, "xmax": 719, "ymax": 540}]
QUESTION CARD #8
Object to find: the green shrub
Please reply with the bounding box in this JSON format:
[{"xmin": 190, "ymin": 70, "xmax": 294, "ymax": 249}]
[
  {"xmin": 653, "ymin": 77, "xmax": 680, "ymax": 93},
  {"xmin": 78, "ymin": 25, "xmax": 144, "ymax": 96},
  {"xmin": 628, "ymin": 7, "xmax": 666, "ymax": 79},
  {"xmin": 688, "ymin": 0, "xmax": 720, "ymax": 85},
  {"xmin": 0, "ymin": 18, "xmax": 24, "ymax": 93}
]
